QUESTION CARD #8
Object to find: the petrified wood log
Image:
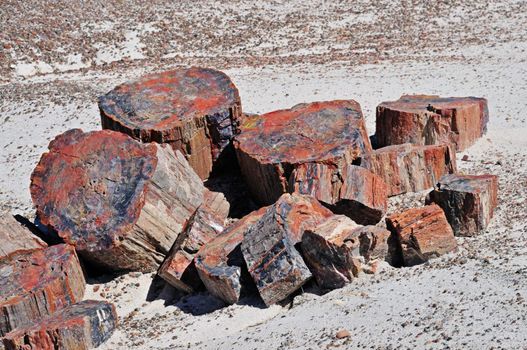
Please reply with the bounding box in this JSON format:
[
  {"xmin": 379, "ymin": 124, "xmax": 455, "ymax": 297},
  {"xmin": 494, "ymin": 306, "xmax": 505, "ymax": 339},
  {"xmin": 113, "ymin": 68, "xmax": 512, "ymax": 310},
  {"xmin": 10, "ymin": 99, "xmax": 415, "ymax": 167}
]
[
  {"xmin": 0, "ymin": 214, "xmax": 46, "ymax": 259},
  {"xmin": 99, "ymin": 67, "xmax": 242, "ymax": 179},
  {"xmin": 2, "ymin": 300, "xmax": 117, "ymax": 350},
  {"xmin": 0, "ymin": 244, "xmax": 85, "ymax": 337},
  {"xmin": 194, "ymin": 207, "xmax": 267, "ymax": 304},
  {"xmin": 360, "ymin": 143, "xmax": 457, "ymax": 196},
  {"xmin": 234, "ymin": 100, "xmax": 372, "ymax": 205},
  {"xmin": 158, "ymin": 197, "xmax": 229, "ymax": 293},
  {"xmin": 30, "ymin": 129, "xmax": 206, "ymax": 272},
  {"xmin": 354, "ymin": 225, "xmax": 399, "ymax": 266},
  {"xmin": 425, "ymin": 174, "xmax": 498, "ymax": 237},
  {"xmin": 241, "ymin": 193, "xmax": 334, "ymax": 306},
  {"xmin": 386, "ymin": 204, "xmax": 457, "ymax": 267},
  {"xmin": 291, "ymin": 164, "xmax": 388, "ymax": 225},
  {"xmin": 375, "ymin": 95, "xmax": 489, "ymax": 151}
]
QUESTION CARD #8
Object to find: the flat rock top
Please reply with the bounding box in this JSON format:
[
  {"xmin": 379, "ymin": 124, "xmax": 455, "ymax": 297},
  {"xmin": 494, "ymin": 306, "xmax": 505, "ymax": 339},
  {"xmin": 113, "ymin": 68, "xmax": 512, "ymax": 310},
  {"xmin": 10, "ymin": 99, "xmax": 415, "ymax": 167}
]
[
  {"xmin": 437, "ymin": 174, "xmax": 497, "ymax": 193},
  {"xmin": 0, "ymin": 244, "xmax": 76, "ymax": 306},
  {"xmin": 99, "ymin": 67, "xmax": 240, "ymax": 130},
  {"xmin": 235, "ymin": 100, "xmax": 370, "ymax": 164},
  {"xmin": 369, "ymin": 143, "xmax": 446, "ymax": 155},
  {"xmin": 30, "ymin": 129, "xmax": 158, "ymax": 251},
  {"xmin": 378, "ymin": 95, "xmax": 487, "ymax": 114}
]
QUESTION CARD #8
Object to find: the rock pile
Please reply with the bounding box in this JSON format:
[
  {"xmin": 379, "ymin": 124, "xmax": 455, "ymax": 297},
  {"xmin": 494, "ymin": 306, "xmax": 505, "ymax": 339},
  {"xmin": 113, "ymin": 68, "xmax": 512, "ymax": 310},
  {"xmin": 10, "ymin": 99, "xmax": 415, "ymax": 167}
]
[{"xmin": 1, "ymin": 67, "xmax": 498, "ymax": 348}]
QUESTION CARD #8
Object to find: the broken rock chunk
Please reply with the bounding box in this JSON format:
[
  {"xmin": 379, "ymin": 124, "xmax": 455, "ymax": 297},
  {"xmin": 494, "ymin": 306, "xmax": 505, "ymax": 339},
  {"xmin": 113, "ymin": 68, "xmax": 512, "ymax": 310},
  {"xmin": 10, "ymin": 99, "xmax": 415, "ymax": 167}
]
[
  {"xmin": 30, "ymin": 129, "xmax": 206, "ymax": 272},
  {"xmin": 234, "ymin": 100, "xmax": 372, "ymax": 205},
  {"xmin": 375, "ymin": 95, "xmax": 489, "ymax": 151},
  {"xmin": 360, "ymin": 143, "xmax": 456, "ymax": 196},
  {"xmin": 99, "ymin": 67, "xmax": 242, "ymax": 179},
  {"xmin": 425, "ymin": 174, "xmax": 498, "ymax": 236},
  {"xmin": 291, "ymin": 163, "xmax": 388, "ymax": 225},
  {"xmin": 354, "ymin": 225, "xmax": 399, "ymax": 266},
  {"xmin": 2, "ymin": 300, "xmax": 117, "ymax": 350},
  {"xmin": 0, "ymin": 214, "xmax": 46, "ymax": 259},
  {"xmin": 386, "ymin": 204, "xmax": 457, "ymax": 267},
  {"xmin": 0, "ymin": 244, "xmax": 85, "ymax": 337}
]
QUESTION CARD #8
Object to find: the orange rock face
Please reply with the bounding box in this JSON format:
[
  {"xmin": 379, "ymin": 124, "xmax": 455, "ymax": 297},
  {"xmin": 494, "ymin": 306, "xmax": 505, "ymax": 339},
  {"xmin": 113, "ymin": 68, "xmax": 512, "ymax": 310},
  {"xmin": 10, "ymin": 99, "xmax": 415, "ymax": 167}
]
[
  {"xmin": 234, "ymin": 100, "xmax": 372, "ymax": 205},
  {"xmin": 426, "ymin": 174, "xmax": 498, "ymax": 236},
  {"xmin": 386, "ymin": 204, "xmax": 457, "ymax": 266},
  {"xmin": 99, "ymin": 67, "xmax": 242, "ymax": 179},
  {"xmin": 375, "ymin": 95, "xmax": 489, "ymax": 151},
  {"xmin": 360, "ymin": 143, "xmax": 457, "ymax": 196}
]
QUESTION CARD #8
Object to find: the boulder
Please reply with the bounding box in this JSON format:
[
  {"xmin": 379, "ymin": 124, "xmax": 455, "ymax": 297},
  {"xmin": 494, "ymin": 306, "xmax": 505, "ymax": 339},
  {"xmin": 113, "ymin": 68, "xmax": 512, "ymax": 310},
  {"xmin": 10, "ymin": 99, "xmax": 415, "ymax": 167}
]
[
  {"xmin": 234, "ymin": 100, "xmax": 372, "ymax": 205},
  {"xmin": 354, "ymin": 225, "xmax": 399, "ymax": 265},
  {"xmin": 0, "ymin": 214, "xmax": 46, "ymax": 259},
  {"xmin": 360, "ymin": 143, "xmax": 456, "ymax": 196},
  {"xmin": 386, "ymin": 204, "xmax": 457, "ymax": 266},
  {"xmin": 30, "ymin": 129, "xmax": 207, "ymax": 272},
  {"xmin": 0, "ymin": 244, "xmax": 85, "ymax": 337},
  {"xmin": 291, "ymin": 163, "xmax": 388, "ymax": 225},
  {"xmin": 375, "ymin": 95, "xmax": 489, "ymax": 151},
  {"xmin": 241, "ymin": 193, "xmax": 334, "ymax": 306},
  {"xmin": 99, "ymin": 67, "xmax": 242, "ymax": 179},
  {"xmin": 425, "ymin": 174, "xmax": 498, "ymax": 236},
  {"xmin": 194, "ymin": 207, "xmax": 267, "ymax": 304},
  {"xmin": 2, "ymin": 300, "xmax": 117, "ymax": 350}
]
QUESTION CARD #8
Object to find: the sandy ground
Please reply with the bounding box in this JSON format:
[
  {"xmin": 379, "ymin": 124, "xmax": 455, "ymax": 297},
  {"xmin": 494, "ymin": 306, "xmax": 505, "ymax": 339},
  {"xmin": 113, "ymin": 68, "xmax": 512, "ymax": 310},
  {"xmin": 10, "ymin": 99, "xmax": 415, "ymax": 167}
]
[{"xmin": 1, "ymin": 1, "xmax": 526, "ymax": 349}]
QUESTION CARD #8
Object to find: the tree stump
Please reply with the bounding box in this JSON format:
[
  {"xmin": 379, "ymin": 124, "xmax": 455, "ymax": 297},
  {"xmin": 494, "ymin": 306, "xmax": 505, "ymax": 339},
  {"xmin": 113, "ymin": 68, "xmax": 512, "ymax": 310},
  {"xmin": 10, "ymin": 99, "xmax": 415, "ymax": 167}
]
[
  {"xmin": 0, "ymin": 244, "xmax": 85, "ymax": 337},
  {"xmin": 234, "ymin": 100, "xmax": 373, "ymax": 205},
  {"xmin": 425, "ymin": 174, "xmax": 498, "ymax": 236},
  {"xmin": 375, "ymin": 95, "xmax": 489, "ymax": 151},
  {"xmin": 30, "ymin": 129, "xmax": 207, "ymax": 272},
  {"xmin": 360, "ymin": 143, "xmax": 457, "ymax": 196},
  {"xmin": 0, "ymin": 214, "xmax": 46, "ymax": 259},
  {"xmin": 386, "ymin": 204, "xmax": 457, "ymax": 267},
  {"xmin": 2, "ymin": 300, "xmax": 117, "ymax": 350},
  {"xmin": 99, "ymin": 67, "xmax": 243, "ymax": 179}
]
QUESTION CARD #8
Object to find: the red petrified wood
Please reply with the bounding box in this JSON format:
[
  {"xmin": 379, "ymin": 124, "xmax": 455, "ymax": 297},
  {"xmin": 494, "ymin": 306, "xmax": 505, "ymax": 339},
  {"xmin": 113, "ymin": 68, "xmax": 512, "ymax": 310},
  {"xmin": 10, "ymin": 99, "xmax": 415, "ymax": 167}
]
[
  {"xmin": 386, "ymin": 204, "xmax": 457, "ymax": 267},
  {"xmin": 30, "ymin": 129, "xmax": 208, "ymax": 272},
  {"xmin": 0, "ymin": 244, "xmax": 85, "ymax": 337},
  {"xmin": 0, "ymin": 214, "xmax": 46, "ymax": 259},
  {"xmin": 2, "ymin": 300, "xmax": 117, "ymax": 350},
  {"xmin": 425, "ymin": 174, "xmax": 498, "ymax": 236},
  {"xmin": 99, "ymin": 67, "xmax": 243, "ymax": 179},
  {"xmin": 241, "ymin": 193, "xmax": 334, "ymax": 306},
  {"xmin": 234, "ymin": 100, "xmax": 372, "ymax": 205},
  {"xmin": 375, "ymin": 95, "xmax": 489, "ymax": 151},
  {"xmin": 360, "ymin": 143, "xmax": 457, "ymax": 196}
]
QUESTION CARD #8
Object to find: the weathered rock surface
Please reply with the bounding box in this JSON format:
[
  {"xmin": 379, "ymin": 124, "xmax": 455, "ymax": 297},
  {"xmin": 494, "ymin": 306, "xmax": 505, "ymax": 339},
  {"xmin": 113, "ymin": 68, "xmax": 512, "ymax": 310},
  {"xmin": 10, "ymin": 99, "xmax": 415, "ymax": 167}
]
[
  {"xmin": 426, "ymin": 174, "xmax": 498, "ymax": 236},
  {"xmin": 0, "ymin": 214, "xmax": 47, "ymax": 259},
  {"xmin": 2, "ymin": 300, "xmax": 117, "ymax": 350},
  {"xmin": 194, "ymin": 207, "xmax": 267, "ymax": 304},
  {"xmin": 375, "ymin": 95, "xmax": 489, "ymax": 151},
  {"xmin": 158, "ymin": 196, "xmax": 229, "ymax": 293},
  {"xmin": 291, "ymin": 164, "xmax": 388, "ymax": 225},
  {"xmin": 241, "ymin": 193, "xmax": 334, "ymax": 305},
  {"xmin": 386, "ymin": 204, "xmax": 457, "ymax": 267},
  {"xmin": 354, "ymin": 225, "xmax": 399, "ymax": 266},
  {"xmin": 360, "ymin": 143, "xmax": 457, "ymax": 196},
  {"xmin": 0, "ymin": 244, "xmax": 85, "ymax": 337},
  {"xmin": 99, "ymin": 67, "xmax": 242, "ymax": 179},
  {"xmin": 30, "ymin": 129, "xmax": 206, "ymax": 272},
  {"xmin": 234, "ymin": 100, "xmax": 372, "ymax": 205}
]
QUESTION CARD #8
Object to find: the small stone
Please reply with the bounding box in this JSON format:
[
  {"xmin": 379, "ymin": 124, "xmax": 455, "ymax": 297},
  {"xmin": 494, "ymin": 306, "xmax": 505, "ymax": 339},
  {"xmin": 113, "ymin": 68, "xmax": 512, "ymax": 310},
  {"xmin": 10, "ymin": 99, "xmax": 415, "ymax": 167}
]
[
  {"xmin": 336, "ymin": 329, "xmax": 351, "ymax": 339},
  {"xmin": 462, "ymin": 155, "xmax": 469, "ymax": 161}
]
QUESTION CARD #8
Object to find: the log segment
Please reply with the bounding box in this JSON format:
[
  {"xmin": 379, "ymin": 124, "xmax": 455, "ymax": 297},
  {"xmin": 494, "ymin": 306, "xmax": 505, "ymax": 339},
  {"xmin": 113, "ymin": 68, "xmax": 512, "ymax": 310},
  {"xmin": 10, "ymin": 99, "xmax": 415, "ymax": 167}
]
[{"xmin": 0, "ymin": 214, "xmax": 46, "ymax": 259}]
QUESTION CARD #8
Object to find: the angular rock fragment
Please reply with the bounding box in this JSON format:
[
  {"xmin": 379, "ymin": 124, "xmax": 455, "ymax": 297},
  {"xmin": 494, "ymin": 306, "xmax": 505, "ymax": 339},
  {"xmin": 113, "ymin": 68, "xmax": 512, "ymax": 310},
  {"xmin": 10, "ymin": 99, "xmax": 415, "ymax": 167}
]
[
  {"xmin": 354, "ymin": 225, "xmax": 399, "ymax": 266},
  {"xmin": 375, "ymin": 95, "xmax": 489, "ymax": 151},
  {"xmin": 2, "ymin": 300, "xmax": 117, "ymax": 350},
  {"xmin": 30, "ymin": 129, "xmax": 207, "ymax": 272},
  {"xmin": 0, "ymin": 244, "xmax": 85, "ymax": 337},
  {"xmin": 158, "ymin": 197, "xmax": 229, "ymax": 293},
  {"xmin": 386, "ymin": 204, "xmax": 457, "ymax": 266},
  {"xmin": 194, "ymin": 208, "xmax": 267, "ymax": 304},
  {"xmin": 291, "ymin": 163, "xmax": 388, "ymax": 225},
  {"xmin": 241, "ymin": 193, "xmax": 334, "ymax": 305},
  {"xmin": 0, "ymin": 214, "xmax": 46, "ymax": 259},
  {"xmin": 234, "ymin": 100, "xmax": 372, "ymax": 205},
  {"xmin": 360, "ymin": 143, "xmax": 456, "ymax": 196},
  {"xmin": 425, "ymin": 174, "xmax": 498, "ymax": 236},
  {"xmin": 99, "ymin": 67, "xmax": 242, "ymax": 179}
]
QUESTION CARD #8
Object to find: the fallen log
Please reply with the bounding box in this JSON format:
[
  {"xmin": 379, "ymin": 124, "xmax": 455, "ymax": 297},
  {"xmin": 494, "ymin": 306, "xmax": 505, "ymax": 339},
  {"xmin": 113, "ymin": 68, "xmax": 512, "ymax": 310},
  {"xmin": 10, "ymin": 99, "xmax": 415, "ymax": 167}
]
[{"xmin": 0, "ymin": 214, "xmax": 46, "ymax": 259}]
